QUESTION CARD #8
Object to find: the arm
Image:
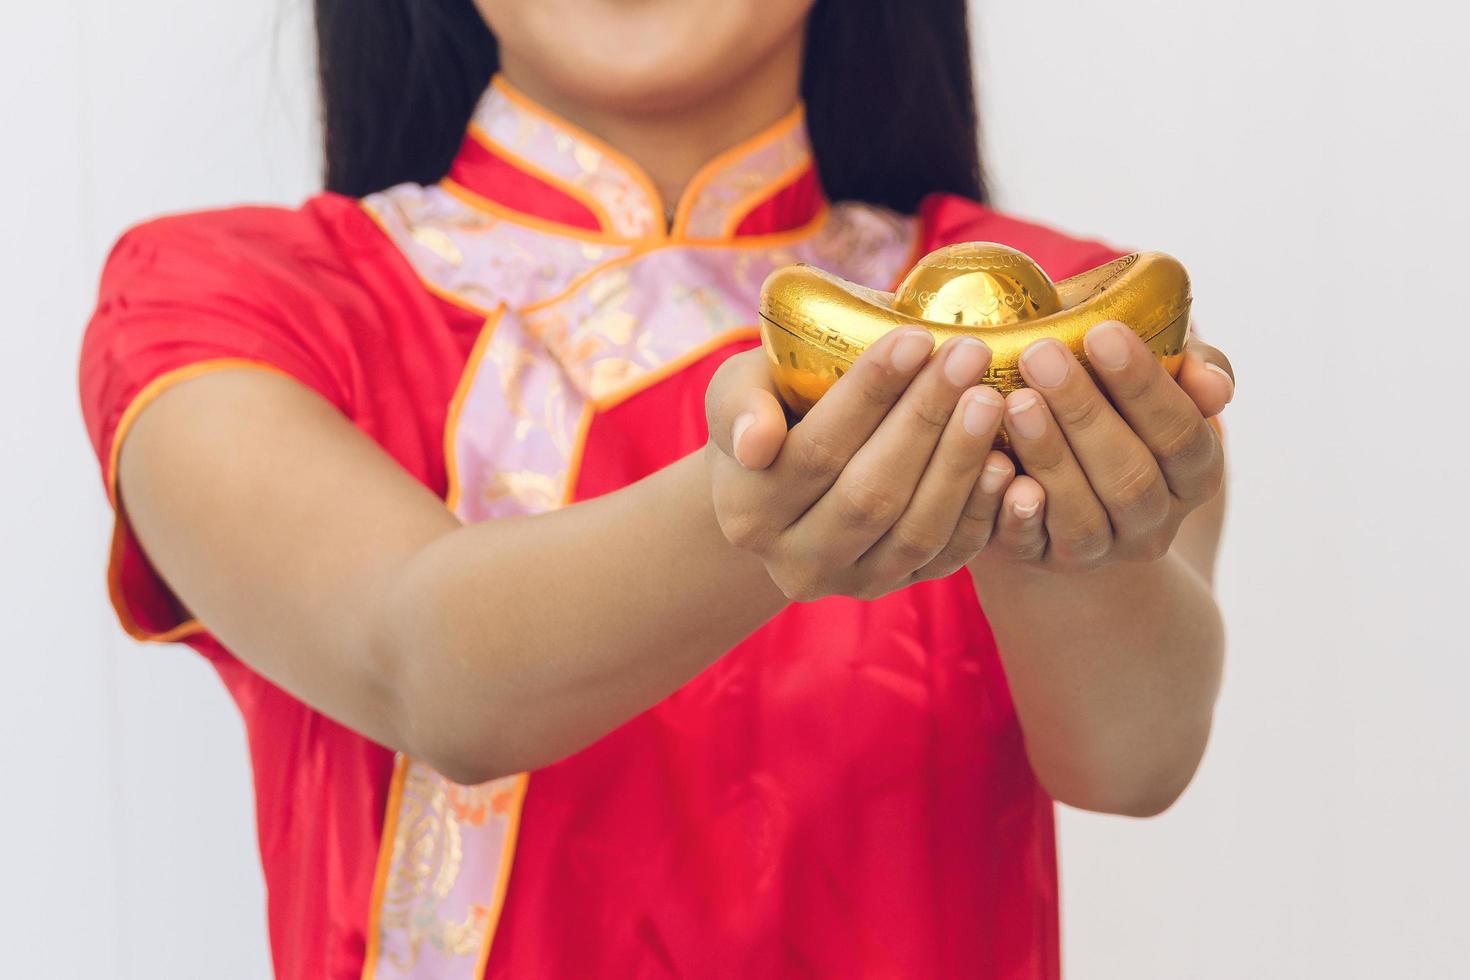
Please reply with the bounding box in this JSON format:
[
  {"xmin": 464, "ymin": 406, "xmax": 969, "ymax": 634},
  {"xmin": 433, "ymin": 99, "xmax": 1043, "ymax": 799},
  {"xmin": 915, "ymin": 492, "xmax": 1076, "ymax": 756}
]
[
  {"xmin": 118, "ymin": 328, "xmax": 1012, "ymax": 785},
  {"xmin": 119, "ymin": 368, "xmax": 784, "ymax": 784},
  {"xmin": 972, "ymin": 492, "xmax": 1225, "ymax": 817},
  {"xmin": 969, "ymin": 327, "xmax": 1234, "ymax": 816}
]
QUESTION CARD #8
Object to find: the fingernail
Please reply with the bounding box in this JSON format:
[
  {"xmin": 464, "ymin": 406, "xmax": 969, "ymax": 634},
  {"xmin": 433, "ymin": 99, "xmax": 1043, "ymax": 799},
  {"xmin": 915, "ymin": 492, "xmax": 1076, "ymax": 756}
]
[
  {"xmin": 890, "ymin": 330, "xmax": 935, "ymax": 373},
  {"xmin": 1013, "ymin": 498, "xmax": 1041, "ymax": 519},
  {"xmin": 731, "ymin": 412, "xmax": 756, "ymax": 466},
  {"xmin": 962, "ymin": 388, "xmax": 1002, "ymax": 437},
  {"xmin": 980, "ymin": 462, "xmax": 1011, "ymax": 494},
  {"xmin": 1007, "ymin": 390, "xmax": 1046, "ymax": 440},
  {"xmin": 1085, "ymin": 321, "xmax": 1132, "ymax": 371},
  {"xmin": 1204, "ymin": 362, "xmax": 1235, "ymax": 403},
  {"xmin": 1019, "ymin": 340, "xmax": 1070, "ymax": 388},
  {"xmin": 945, "ymin": 338, "xmax": 991, "ymax": 387}
]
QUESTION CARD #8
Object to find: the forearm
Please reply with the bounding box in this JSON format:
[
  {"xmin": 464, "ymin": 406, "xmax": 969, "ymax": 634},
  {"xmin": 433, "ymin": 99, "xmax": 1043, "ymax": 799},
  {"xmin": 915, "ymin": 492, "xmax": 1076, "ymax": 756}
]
[
  {"xmin": 118, "ymin": 371, "xmax": 787, "ymax": 783},
  {"xmin": 969, "ymin": 549, "xmax": 1224, "ymax": 816},
  {"xmin": 380, "ymin": 449, "xmax": 787, "ymax": 782}
]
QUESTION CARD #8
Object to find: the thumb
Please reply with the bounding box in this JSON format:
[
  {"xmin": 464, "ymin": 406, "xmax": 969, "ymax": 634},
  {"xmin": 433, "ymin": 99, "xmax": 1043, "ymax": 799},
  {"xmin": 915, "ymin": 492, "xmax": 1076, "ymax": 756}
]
[{"xmin": 704, "ymin": 346, "xmax": 790, "ymax": 470}]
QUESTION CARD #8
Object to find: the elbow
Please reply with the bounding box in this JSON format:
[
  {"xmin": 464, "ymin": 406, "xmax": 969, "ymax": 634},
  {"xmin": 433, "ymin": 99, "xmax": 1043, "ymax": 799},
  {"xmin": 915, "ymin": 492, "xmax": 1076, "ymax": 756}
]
[
  {"xmin": 418, "ymin": 746, "xmax": 517, "ymax": 788},
  {"xmin": 1039, "ymin": 724, "xmax": 1213, "ymax": 819},
  {"xmin": 372, "ymin": 559, "xmax": 528, "ymax": 787},
  {"xmin": 395, "ymin": 686, "xmax": 597, "ymax": 785},
  {"xmin": 408, "ymin": 714, "xmax": 571, "ymax": 787},
  {"xmin": 1063, "ymin": 780, "xmax": 1189, "ymax": 819},
  {"xmin": 382, "ymin": 661, "xmax": 535, "ymax": 787},
  {"xmin": 1119, "ymin": 779, "xmax": 1190, "ymax": 818},
  {"xmin": 1047, "ymin": 768, "xmax": 1195, "ymax": 819},
  {"xmin": 388, "ymin": 682, "xmax": 532, "ymax": 786}
]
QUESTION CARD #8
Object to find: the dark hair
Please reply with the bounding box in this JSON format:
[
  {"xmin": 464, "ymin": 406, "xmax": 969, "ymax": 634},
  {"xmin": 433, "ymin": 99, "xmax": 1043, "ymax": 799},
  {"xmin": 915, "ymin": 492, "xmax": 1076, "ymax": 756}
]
[{"xmin": 315, "ymin": 0, "xmax": 986, "ymax": 211}]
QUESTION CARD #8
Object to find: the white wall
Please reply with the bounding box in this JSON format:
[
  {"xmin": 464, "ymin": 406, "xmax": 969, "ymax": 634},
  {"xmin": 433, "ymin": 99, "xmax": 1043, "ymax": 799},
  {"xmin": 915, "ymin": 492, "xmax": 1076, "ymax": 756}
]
[
  {"xmin": 2, "ymin": 1, "xmax": 1466, "ymax": 976},
  {"xmin": 1, "ymin": 2, "xmax": 314, "ymax": 976},
  {"xmin": 973, "ymin": 1, "xmax": 1470, "ymax": 976}
]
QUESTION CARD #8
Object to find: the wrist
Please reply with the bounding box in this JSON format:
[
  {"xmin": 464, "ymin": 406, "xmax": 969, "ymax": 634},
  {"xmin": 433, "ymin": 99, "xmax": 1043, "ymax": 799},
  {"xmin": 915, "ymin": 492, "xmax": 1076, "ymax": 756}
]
[
  {"xmin": 967, "ymin": 548, "xmax": 1151, "ymax": 610},
  {"xmin": 966, "ymin": 549, "xmax": 1056, "ymax": 592},
  {"xmin": 677, "ymin": 447, "xmax": 790, "ymax": 612}
]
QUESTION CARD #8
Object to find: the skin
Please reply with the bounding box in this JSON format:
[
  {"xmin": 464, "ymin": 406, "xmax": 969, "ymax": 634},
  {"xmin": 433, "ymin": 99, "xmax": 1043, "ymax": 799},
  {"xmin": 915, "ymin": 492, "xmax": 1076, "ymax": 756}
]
[
  {"xmin": 709, "ymin": 328, "xmax": 1232, "ymax": 816},
  {"xmin": 117, "ymin": 0, "xmax": 1234, "ymax": 814},
  {"xmin": 477, "ymin": 0, "xmax": 815, "ymax": 211}
]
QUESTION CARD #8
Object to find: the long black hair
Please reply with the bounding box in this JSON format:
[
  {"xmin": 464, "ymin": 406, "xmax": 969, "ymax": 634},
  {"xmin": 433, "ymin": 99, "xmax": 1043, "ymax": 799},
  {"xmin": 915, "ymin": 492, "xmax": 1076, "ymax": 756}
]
[{"xmin": 315, "ymin": 0, "xmax": 986, "ymax": 211}]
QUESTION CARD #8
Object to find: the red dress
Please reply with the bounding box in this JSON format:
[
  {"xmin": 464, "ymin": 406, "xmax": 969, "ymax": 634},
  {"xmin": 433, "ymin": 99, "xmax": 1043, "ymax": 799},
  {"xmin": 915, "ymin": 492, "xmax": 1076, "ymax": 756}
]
[{"xmin": 80, "ymin": 76, "xmax": 1124, "ymax": 979}]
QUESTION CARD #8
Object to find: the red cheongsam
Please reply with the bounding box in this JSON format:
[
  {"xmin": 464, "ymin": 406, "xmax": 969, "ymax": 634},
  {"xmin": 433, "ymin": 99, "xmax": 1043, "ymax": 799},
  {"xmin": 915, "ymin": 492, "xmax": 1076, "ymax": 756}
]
[{"xmin": 80, "ymin": 75, "xmax": 1126, "ymax": 980}]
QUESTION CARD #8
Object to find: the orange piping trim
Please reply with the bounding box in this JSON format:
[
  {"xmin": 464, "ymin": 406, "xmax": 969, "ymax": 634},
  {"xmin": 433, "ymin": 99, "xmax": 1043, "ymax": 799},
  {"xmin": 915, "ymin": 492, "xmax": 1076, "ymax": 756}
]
[
  {"xmin": 436, "ymin": 294, "xmax": 530, "ymax": 973},
  {"xmin": 107, "ymin": 517, "xmax": 205, "ymax": 644},
  {"xmin": 420, "ymin": 277, "xmax": 502, "ymax": 322},
  {"xmin": 717, "ymin": 157, "xmax": 817, "ymax": 240},
  {"xmin": 555, "ymin": 333, "xmax": 757, "ymax": 505},
  {"xmin": 470, "ymin": 772, "xmax": 532, "ymax": 976},
  {"xmin": 447, "ymin": 163, "xmax": 828, "ymax": 257},
  {"xmin": 491, "ymin": 75, "xmax": 669, "ymax": 237},
  {"xmin": 441, "ymin": 177, "xmax": 637, "ymax": 247},
  {"xmin": 466, "ymin": 122, "xmax": 617, "ymax": 235},
  {"xmin": 105, "ymin": 358, "xmax": 286, "ymax": 505},
  {"xmin": 442, "ymin": 307, "xmax": 507, "ymax": 514},
  {"xmin": 559, "ymin": 403, "xmax": 599, "ymax": 508},
  {"xmin": 670, "ymin": 103, "xmax": 807, "ymax": 240},
  {"xmin": 105, "ymin": 358, "xmax": 288, "ymax": 644},
  {"xmin": 358, "ymin": 753, "xmax": 410, "ymax": 980},
  {"xmin": 356, "ymin": 201, "xmax": 509, "ymax": 319},
  {"xmin": 517, "ymin": 247, "xmax": 653, "ymax": 317},
  {"xmin": 593, "ymin": 326, "xmax": 762, "ymax": 415},
  {"xmin": 515, "ymin": 211, "xmax": 830, "ymax": 319}
]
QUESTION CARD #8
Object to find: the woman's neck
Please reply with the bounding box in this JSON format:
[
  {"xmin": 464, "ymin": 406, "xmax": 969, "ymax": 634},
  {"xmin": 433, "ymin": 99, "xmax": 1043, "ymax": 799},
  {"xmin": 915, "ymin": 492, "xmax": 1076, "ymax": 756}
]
[{"xmin": 497, "ymin": 36, "xmax": 804, "ymax": 219}]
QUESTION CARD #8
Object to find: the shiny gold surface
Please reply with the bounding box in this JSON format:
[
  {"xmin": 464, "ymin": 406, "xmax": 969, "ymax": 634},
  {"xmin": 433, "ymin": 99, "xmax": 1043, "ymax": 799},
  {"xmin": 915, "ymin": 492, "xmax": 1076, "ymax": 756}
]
[{"xmin": 758, "ymin": 242, "xmax": 1192, "ymax": 421}]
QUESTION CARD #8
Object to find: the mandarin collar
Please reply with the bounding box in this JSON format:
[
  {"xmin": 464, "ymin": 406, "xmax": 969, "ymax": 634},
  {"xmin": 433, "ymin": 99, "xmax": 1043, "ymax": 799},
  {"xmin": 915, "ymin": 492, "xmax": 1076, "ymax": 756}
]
[{"xmin": 441, "ymin": 75, "xmax": 826, "ymax": 243}]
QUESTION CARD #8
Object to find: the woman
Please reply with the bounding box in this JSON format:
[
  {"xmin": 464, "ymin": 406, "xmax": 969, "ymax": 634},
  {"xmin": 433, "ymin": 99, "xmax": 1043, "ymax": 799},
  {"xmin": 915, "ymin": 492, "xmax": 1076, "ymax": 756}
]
[{"xmin": 79, "ymin": 0, "xmax": 1234, "ymax": 976}]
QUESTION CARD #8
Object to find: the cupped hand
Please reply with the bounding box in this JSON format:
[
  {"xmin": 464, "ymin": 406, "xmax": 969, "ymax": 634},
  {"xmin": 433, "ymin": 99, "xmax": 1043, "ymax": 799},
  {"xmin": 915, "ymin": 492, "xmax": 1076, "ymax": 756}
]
[
  {"xmin": 705, "ymin": 329, "xmax": 1015, "ymax": 601},
  {"xmin": 983, "ymin": 323, "xmax": 1233, "ymax": 571}
]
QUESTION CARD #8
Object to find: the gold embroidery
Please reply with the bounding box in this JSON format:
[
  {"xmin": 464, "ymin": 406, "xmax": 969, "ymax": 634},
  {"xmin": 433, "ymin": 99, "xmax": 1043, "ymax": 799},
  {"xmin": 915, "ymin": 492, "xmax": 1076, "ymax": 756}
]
[
  {"xmin": 481, "ymin": 469, "xmax": 563, "ymax": 512},
  {"xmin": 587, "ymin": 357, "xmax": 641, "ymax": 401},
  {"xmin": 410, "ymin": 226, "xmax": 464, "ymax": 266},
  {"xmin": 572, "ymin": 143, "xmax": 602, "ymax": 174},
  {"xmin": 361, "ymin": 78, "xmax": 920, "ymax": 980},
  {"xmin": 377, "ymin": 767, "xmax": 477, "ymax": 969}
]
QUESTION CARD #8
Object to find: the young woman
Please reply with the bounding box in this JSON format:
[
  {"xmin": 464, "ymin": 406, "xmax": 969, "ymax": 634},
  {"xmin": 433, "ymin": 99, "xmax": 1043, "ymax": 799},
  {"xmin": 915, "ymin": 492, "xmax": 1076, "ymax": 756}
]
[{"xmin": 80, "ymin": 0, "xmax": 1234, "ymax": 977}]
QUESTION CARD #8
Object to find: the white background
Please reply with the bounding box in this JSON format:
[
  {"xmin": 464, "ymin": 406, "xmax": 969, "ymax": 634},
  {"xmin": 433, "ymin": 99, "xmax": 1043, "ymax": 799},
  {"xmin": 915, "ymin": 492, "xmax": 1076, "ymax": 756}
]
[{"xmin": 2, "ymin": 1, "xmax": 1467, "ymax": 976}]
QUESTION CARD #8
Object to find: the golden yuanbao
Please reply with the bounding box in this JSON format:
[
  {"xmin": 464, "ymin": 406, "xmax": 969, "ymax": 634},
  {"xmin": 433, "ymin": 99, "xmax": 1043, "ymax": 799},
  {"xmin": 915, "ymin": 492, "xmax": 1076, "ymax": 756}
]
[{"xmin": 757, "ymin": 242, "xmax": 1192, "ymax": 415}]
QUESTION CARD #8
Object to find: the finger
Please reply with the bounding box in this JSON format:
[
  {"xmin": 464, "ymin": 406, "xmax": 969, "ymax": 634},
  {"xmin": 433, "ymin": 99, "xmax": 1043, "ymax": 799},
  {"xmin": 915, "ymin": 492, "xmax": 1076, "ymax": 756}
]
[
  {"xmin": 787, "ymin": 336, "xmax": 992, "ymax": 558},
  {"xmin": 1003, "ymin": 387, "xmax": 1114, "ymax": 565},
  {"xmin": 987, "ymin": 475, "xmax": 1048, "ymax": 563},
  {"xmin": 914, "ymin": 448, "xmax": 1015, "ymax": 581},
  {"xmin": 1017, "ymin": 338, "xmax": 1171, "ymax": 541},
  {"xmin": 765, "ymin": 327, "xmax": 936, "ymax": 514},
  {"xmin": 857, "ymin": 385, "xmax": 1005, "ymax": 583},
  {"xmin": 1175, "ymin": 335, "xmax": 1235, "ymax": 419},
  {"xmin": 1083, "ymin": 321, "xmax": 1224, "ymax": 506},
  {"xmin": 786, "ymin": 336, "xmax": 992, "ymax": 563},
  {"xmin": 704, "ymin": 347, "xmax": 790, "ymax": 470}
]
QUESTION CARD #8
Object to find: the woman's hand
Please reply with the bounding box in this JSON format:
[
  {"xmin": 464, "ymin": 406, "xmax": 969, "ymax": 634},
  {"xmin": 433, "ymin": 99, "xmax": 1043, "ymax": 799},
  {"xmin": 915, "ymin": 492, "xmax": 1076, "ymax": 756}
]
[
  {"xmin": 705, "ymin": 329, "xmax": 1015, "ymax": 601},
  {"xmin": 983, "ymin": 322, "xmax": 1234, "ymax": 573}
]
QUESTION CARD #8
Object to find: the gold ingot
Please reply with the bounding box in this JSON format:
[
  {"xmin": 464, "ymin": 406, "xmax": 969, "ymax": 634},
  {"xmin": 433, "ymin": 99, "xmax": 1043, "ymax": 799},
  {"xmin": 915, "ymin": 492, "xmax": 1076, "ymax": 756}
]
[{"xmin": 758, "ymin": 242, "xmax": 1192, "ymax": 427}]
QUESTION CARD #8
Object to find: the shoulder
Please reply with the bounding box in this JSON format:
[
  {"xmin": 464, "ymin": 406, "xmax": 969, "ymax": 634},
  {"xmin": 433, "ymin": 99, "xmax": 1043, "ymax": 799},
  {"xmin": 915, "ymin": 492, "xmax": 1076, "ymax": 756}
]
[
  {"xmin": 916, "ymin": 193, "xmax": 1127, "ymax": 279},
  {"xmin": 98, "ymin": 192, "xmax": 389, "ymax": 302},
  {"xmin": 85, "ymin": 192, "xmax": 421, "ymax": 399},
  {"xmin": 80, "ymin": 193, "xmax": 408, "ymax": 458}
]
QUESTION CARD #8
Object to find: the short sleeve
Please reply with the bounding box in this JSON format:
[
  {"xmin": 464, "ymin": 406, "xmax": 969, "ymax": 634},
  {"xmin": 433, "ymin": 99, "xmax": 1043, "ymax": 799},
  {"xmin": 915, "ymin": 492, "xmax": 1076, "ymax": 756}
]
[{"xmin": 79, "ymin": 204, "xmax": 359, "ymax": 641}]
